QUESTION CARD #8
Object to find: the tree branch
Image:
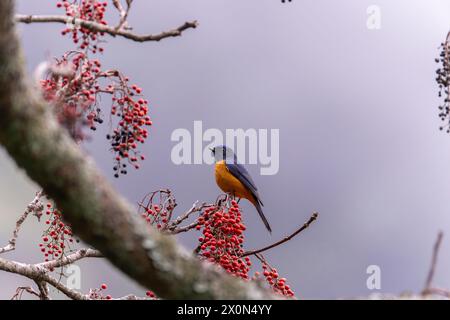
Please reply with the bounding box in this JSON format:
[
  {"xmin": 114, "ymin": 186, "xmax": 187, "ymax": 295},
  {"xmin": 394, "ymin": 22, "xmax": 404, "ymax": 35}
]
[
  {"xmin": 0, "ymin": 256, "xmax": 87, "ymax": 300},
  {"xmin": 35, "ymin": 281, "xmax": 51, "ymax": 300},
  {"xmin": 422, "ymin": 231, "xmax": 444, "ymax": 295},
  {"xmin": 241, "ymin": 212, "xmax": 319, "ymax": 257},
  {"xmin": 37, "ymin": 248, "xmax": 102, "ymax": 270},
  {"xmin": 15, "ymin": 14, "xmax": 198, "ymax": 42},
  {"xmin": 0, "ymin": 191, "xmax": 44, "ymax": 254},
  {"xmin": 167, "ymin": 201, "xmax": 214, "ymax": 233},
  {"xmin": 11, "ymin": 286, "xmax": 41, "ymax": 300},
  {"xmin": 0, "ymin": 0, "xmax": 275, "ymax": 299},
  {"xmin": 112, "ymin": 0, "xmax": 133, "ymax": 30}
]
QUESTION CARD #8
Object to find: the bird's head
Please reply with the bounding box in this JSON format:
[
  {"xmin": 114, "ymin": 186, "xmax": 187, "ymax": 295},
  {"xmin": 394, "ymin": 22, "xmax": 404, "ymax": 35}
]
[{"xmin": 210, "ymin": 145, "xmax": 236, "ymax": 163}]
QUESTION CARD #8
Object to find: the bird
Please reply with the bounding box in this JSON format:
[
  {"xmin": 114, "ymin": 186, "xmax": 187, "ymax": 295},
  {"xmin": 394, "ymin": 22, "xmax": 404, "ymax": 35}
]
[{"xmin": 210, "ymin": 145, "xmax": 272, "ymax": 233}]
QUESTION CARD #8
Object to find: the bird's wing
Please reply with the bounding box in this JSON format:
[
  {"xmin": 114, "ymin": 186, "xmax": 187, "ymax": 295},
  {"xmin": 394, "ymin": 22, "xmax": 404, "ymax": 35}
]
[{"xmin": 225, "ymin": 162, "xmax": 263, "ymax": 205}]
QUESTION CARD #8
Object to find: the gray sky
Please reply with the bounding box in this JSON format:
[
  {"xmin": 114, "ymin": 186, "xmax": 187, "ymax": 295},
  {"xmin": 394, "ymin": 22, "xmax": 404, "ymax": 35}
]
[{"xmin": 1, "ymin": 0, "xmax": 450, "ymax": 299}]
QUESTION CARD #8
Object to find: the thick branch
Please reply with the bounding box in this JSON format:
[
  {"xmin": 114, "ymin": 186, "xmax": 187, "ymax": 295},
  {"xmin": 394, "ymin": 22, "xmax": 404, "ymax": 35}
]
[
  {"xmin": 35, "ymin": 281, "xmax": 51, "ymax": 300},
  {"xmin": 0, "ymin": 1, "xmax": 274, "ymax": 299},
  {"xmin": 2, "ymin": 248, "xmax": 99, "ymax": 299},
  {"xmin": 241, "ymin": 212, "xmax": 319, "ymax": 257},
  {"xmin": 15, "ymin": 14, "xmax": 198, "ymax": 42},
  {"xmin": 0, "ymin": 257, "xmax": 87, "ymax": 300}
]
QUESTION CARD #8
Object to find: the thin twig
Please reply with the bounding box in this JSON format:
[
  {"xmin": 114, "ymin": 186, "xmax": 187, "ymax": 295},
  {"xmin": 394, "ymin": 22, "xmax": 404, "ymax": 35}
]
[
  {"xmin": 37, "ymin": 248, "xmax": 102, "ymax": 270},
  {"xmin": 167, "ymin": 200, "xmax": 217, "ymax": 233},
  {"xmin": 170, "ymin": 221, "xmax": 200, "ymax": 234},
  {"xmin": 254, "ymin": 253, "xmax": 267, "ymax": 264},
  {"xmin": 241, "ymin": 212, "xmax": 319, "ymax": 257},
  {"xmin": 112, "ymin": 0, "xmax": 133, "ymax": 31},
  {"xmin": 422, "ymin": 231, "xmax": 444, "ymax": 295},
  {"xmin": 169, "ymin": 201, "xmax": 209, "ymax": 228},
  {"xmin": 0, "ymin": 191, "xmax": 44, "ymax": 254},
  {"xmin": 15, "ymin": 14, "xmax": 198, "ymax": 42},
  {"xmin": 11, "ymin": 286, "xmax": 40, "ymax": 300}
]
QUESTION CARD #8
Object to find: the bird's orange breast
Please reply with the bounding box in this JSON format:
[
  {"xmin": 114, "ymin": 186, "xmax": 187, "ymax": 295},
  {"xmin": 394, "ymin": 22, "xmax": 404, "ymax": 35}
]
[{"xmin": 214, "ymin": 160, "xmax": 254, "ymax": 202}]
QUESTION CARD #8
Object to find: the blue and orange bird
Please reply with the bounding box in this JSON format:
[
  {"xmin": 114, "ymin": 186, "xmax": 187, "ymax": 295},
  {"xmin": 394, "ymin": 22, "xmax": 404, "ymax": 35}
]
[{"xmin": 211, "ymin": 145, "xmax": 272, "ymax": 233}]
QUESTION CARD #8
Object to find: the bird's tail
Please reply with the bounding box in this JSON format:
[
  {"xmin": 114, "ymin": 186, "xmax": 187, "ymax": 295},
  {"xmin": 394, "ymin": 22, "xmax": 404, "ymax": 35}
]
[{"xmin": 253, "ymin": 199, "xmax": 272, "ymax": 233}]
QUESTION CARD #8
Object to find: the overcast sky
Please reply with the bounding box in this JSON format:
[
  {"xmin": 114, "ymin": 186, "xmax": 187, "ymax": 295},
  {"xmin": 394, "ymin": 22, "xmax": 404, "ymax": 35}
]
[{"xmin": 2, "ymin": 0, "xmax": 450, "ymax": 299}]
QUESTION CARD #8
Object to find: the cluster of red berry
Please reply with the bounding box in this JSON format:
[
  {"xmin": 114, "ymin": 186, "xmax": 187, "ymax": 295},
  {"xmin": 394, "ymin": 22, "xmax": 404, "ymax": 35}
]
[
  {"xmin": 38, "ymin": 203, "xmax": 77, "ymax": 263},
  {"xmin": 108, "ymin": 79, "xmax": 151, "ymax": 178},
  {"xmin": 140, "ymin": 204, "xmax": 171, "ymax": 230},
  {"xmin": 88, "ymin": 284, "xmax": 157, "ymax": 300},
  {"xmin": 42, "ymin": 1, "xmax": 153, "ymax": 177},
  {"xmin": 41, "ymin": 52, "xmax": 104, "ymax": 141},
  {"xmin": 259, "ymin": 263, "xmax": 294, "ymax": 297},
  {"xmin": 88, "ymin": 283, "xmax": 112, "ymax": 300},
  {"xmin": 146, "ymin": 290, "xmax": 157, "ymax": 299},
  {"xmin": 57, "ymin": 0, "xmax": 107, "ymax": 52},
  {"xmin": 196, "ymin": 200, "xmax": 251, "ymax": 279},
  {"xmin": 195, "ymin": 199, "xmax": 295, "ymax": 297},
  {"xmin": 35, "ymin": 1, "xmax": 296, "ymax": 300},
  {"xmin": 139, "ymin": 190, "xmax": 176, "ymax": 229}
]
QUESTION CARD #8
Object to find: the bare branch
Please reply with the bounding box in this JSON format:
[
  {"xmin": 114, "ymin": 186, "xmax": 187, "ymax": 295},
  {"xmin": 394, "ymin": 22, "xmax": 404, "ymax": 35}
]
[
  {"xmin": 0, "ymin": 256, "xmax": 87, "ymax": 300},
  {"xmin": 422, "ymin": 231, "xmax": 444, "ymax": 295},
  {"xmin": 11, "ymin": 286, "xmax": 40, "ymax": 300},
  {"xmin": 15, "ymin": 14, "xmax": 198, "ymax": 42},
  {"xmin": 35, "ymin": 281, "xmax": 51, "ymax": 300},
  {"xmin": 241, "ymin": 212, "xmax": 319, "ymax": 257},
  {"xmin": 37, "ymin": 248, "xmax": 102, "ymax": 270},
  {"xmin": 167, "ymin": 201, "xmax": 214, "ymax": 232},
  {"xmin": 112, "ymin": 0, "xmax": 133, "ymax": 30},
  {"xmin": 0, "ymin": 191, "xmax": 44, "ymax": 254},
  {"xmin": 170, "ymin": 220, "xmax": 201, "ymax": 234}
]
